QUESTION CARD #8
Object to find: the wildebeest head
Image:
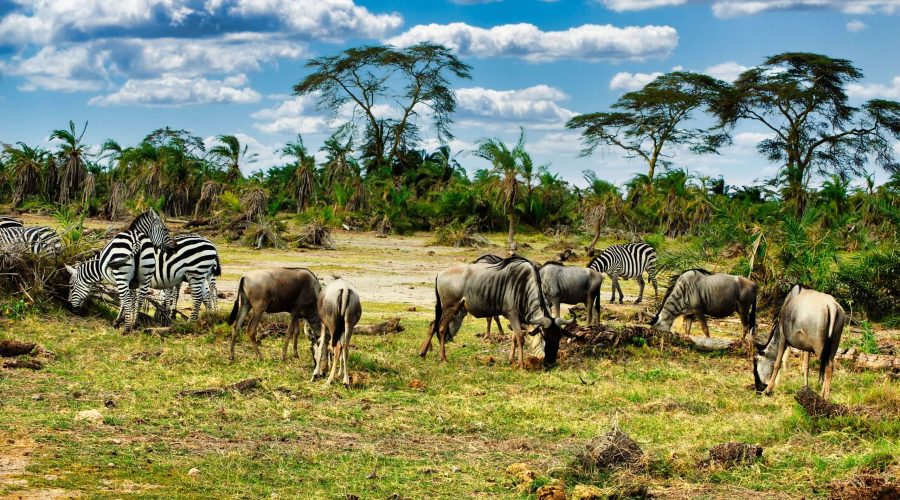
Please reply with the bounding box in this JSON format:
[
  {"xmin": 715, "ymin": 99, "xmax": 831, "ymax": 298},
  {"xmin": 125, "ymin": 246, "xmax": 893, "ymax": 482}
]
[
  {"xmin": 534, "ymin": 316, "xmax": 575, "ymax": 368},
  {"xmin": 752, "ymin": 323, "xmax": 778, "ymax": 392}
]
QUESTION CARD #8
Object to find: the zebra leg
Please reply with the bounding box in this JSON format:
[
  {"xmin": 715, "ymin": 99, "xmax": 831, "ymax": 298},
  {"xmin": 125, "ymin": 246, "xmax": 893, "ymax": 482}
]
[
  {"xmin": 187, "ymin": 278, "xmax": 204, "ymax": 321},
  {"xmin": 609, "ymin": 274, "xmax": 618, "ymax": 303},
  {"xmin": 114, "ymin": 282, "xmax": 132, "ymax": 329},
  {"xmin": 635, "ymin": 275, "xmax": 645, "ymax": 304},
  {"xmin": 131, "ymin": 279, "xmax": 151, "ymax": 331}
]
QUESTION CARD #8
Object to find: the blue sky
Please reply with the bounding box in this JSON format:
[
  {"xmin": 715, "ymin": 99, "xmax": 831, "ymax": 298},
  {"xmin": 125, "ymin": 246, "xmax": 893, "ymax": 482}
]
[{"xmin": 1, "ymin": 0, "xmax": 898, "ymax": 187}]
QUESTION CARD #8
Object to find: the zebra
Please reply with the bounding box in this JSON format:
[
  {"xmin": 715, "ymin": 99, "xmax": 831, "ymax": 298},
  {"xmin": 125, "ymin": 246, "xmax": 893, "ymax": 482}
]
[
  {"xmin": 587, "ymin": 242, "xmax": 658, "ymax": 304},
  {"xmin": 154, "ymin": 234, "xmax": 222, "ymax": 321},
  {"xmin": 65, "ymin": 209, "xmax": 174, "ymax": 332},
  {"xmin": 0, "ymin": 216, "xmax": 23, "ymax": 229},
  {"xmin": 0, "ymin": 226, "xmax": 62, "ymax": 256}
]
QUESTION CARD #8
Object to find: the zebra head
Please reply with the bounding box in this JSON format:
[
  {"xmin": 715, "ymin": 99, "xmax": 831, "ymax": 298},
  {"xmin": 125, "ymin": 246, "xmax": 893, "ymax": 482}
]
[
  {"xmin": 64, "ymin": 263, "xmax": 93, "ymax": 312},
  {"xmin": 129, "ymin": 209, "xmax": 175, "ymax": 252}
]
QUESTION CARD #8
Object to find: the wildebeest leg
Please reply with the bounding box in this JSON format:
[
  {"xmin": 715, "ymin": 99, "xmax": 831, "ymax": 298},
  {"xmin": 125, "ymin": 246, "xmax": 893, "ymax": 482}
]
[
  {"xmin": 822, "ymin": 356, "xmax": 833, "ymax": 400},
  {"xmin": 802, "ymin": 351, "xmax": 810, "ymax": 388},
  {"xmin": 507, "ymin": 315, "xmax": 525, "ymax": 369},
  {"xmin": 683, "ymin": 316, "xmax": 694, "ymax": 336},
  {"xmin": 635, "ymin": 275, "xmax": 645, "ymax": 304},
  {"xmin": 437, "ymin": 301, "xmax": 463, "ymax": 363},
  {"xmin": 229, "ymin": 300, "xmax": 251, "ymax": 362},
  {"xmin": 586, "ymin": 294, "xmax": 593, "ymax": 325},
  {"xmin": 326, "ymin": 342, "xmax": 341, "ymax": 385},
  {"xmin": 699, "ymin": 314, "xmax": 710, "ymax": 338},
  {"xmin": 494, "ymin": 316, "xmax": 505, "ymax": 336},
  {"xmin": 419, "ymin": 320, "xmax": 437, "ymax": 358},
  {"xmin": 341, "ymin": 337, "xmax": 351, "ymax": 387},
  {"xmin": 485, "ymin": 317, "xmax": 492, "ymax": 340},
  {"xmin": 311, "ymin": 323, "xmax": 328, "ymax": 380},
  {"xmin": 763, "ymin": 337, "xmax": 788, "ymax": 396},
  {"xmin": 552, "ymin": 299, "xmax": 561, "ymax": 319},
  {"xmin": 247, "ymin": 311, "xmax": 264, "ymax": 361},
  {"xmin": 282, "ymin": 316, "xmax": 299, "ymax": 361}
]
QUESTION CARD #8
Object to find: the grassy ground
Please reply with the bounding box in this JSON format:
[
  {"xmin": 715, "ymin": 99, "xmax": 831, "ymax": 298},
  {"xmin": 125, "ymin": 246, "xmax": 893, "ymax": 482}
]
[{"xmin": 1, "ymin": 226, "xmax": 898, "ymax": 499}]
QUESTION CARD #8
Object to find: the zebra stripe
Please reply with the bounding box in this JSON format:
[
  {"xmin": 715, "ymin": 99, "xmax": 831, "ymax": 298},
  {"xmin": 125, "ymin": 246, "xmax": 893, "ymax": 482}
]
[
  {"xmin": 66, "ymin": 210, "xmax": 174, "ymax": 331},
  {"xmin": 0, "ymin": 216, "xmax": 23, "ymax": 229},
  {"xmin": 586, "ymin": 242, "xmax": 658, "ymax": 304},
  {"xmin": 0, "ymin": 226, "xmax": 62, "ymax": 256}
]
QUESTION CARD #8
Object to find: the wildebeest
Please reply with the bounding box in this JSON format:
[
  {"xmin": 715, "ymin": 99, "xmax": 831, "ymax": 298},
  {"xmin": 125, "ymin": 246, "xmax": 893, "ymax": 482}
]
[
  {"xmin": 754, "ymin": 285, "xmax": 846, "ymax": 399},
  {"xmin": 420, "ymin": 256, "xmax": 574, "ymax": 369},
  {"xmin": 227, "ymin": 268, "xmax": 323, "ymax": 362},
  {"xmin": 472, "ymin": 254, "xmax": 506, "ymax": 338},
  {"xmin": 649, "ymin": 269, "xmax": 757, "ymax": 339},
  {"xmin": 311, "ymin": 279, "xmax": 362, "ymax": 386},
  {"xmin": 539, "ymin": 262, "xmax": 604, "ymax": 325}
]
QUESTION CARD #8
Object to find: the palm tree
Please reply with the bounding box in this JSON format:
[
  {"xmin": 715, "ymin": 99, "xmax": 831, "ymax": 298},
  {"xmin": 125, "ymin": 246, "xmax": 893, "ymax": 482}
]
[
  {"xmin": 51, "ymin": 120, "xmax": 89, "ymax": 205},
  {"xmin": 320, "ymin": 131, "xmax": 357, "ymax": 194},
  {"xmin": 211, "ymin": 135, "xmax": 256, "ymax": 183},
  {"xmin": 3, "ymin": 142, "xmax": 46, "ymax": 207},
  {"xmin": 281, "ymin": 136, "xmax": 317, "ymax": 212},
  {"xmin": 474, "ymin": 131, "xmax": 528, "ymax": 251},
  {"xmin": 582, "ymin": 170, "xmax": 623, "ymax": 252}
]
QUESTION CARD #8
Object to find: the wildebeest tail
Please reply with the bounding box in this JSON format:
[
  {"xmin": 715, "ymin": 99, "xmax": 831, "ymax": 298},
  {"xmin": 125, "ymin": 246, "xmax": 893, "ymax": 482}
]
[
  {"xmin": 749, "ymin": 294, "xmax": 757, "ymax": 338},
  {"xmin": 338, "ymin": 287, "xmax": 351, "ymax": 344},
  {"xmin": 228, "ymin": 277, "xmax": 244, "ymax": 325},
  {"xmin": 819, "ymin": 305, "xmax": 842, "ymax": 385},
  {"xmin": 432, "ymin": 276, "xmax": 442, "ymax": 333}
]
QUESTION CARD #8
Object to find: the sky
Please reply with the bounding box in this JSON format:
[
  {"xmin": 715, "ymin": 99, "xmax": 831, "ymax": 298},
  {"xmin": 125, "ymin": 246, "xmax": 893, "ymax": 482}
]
[{"xmin": 1, "ymin": 0, "xmax": 899, "ymax": 188}]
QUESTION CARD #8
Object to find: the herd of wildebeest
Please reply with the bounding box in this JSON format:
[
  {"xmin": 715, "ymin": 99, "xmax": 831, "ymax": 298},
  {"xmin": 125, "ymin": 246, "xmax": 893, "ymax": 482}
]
[{"xmin": 2, "ymin": 210, "xmax": 846, "ymax": 397}]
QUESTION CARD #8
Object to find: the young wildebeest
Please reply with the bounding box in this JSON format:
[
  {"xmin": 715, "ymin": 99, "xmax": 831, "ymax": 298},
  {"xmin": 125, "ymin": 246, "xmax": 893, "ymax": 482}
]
[
  {"xmin": 227, "ymin": 268, "xmax": 323, "ymax": 362},
  {"xmin": 754, "ymin": 285, "xmax": 846, "ymax": 399},
  {"xmin": 420, "ymin": 256, "xmax": 574, "ymax": 369},
  {"xmin": 539, "ymin": 262, "xmax": 604, "ymax": 325},
  {"xmin": 311, "ymin": 279, "xmax": 362, "ymax": 386},
  {"xmin": 649, "ymin": 269, "xmax": 757, "ymax": 339},
  {"xmin": 472, "ymin": 254, "xmax": 506, "ymax": 338}
]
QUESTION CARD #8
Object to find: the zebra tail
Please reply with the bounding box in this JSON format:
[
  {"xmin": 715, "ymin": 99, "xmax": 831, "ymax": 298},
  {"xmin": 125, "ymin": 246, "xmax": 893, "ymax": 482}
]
[
  {"xmin": 228, "ymin": 277, "xmax": 244, "ymax": 325},
  {"xmin": 128, "ymin": 250, "xmax": 141, "ymax": 289},
  {"xmin": 213, "ymin": 253, "xmax": 222, "ymax": 277}
]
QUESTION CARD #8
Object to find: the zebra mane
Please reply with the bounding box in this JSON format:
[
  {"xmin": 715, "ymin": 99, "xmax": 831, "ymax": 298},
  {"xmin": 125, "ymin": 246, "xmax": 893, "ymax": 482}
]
[{"xmin": 126, "ymin": 209, "xmax": 160, "ymax": 231}]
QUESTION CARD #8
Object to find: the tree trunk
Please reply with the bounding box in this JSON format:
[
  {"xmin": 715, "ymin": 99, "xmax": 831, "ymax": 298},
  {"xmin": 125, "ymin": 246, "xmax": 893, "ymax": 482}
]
[{"xmin": 507, "ymin": 213, "xmax": 516, "ymax": 251}]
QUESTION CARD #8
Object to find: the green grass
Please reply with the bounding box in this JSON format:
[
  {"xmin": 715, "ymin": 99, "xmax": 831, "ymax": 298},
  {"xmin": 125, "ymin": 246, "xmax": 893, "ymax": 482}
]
[{"xmin": 0, "ymin": 230, "xmax": 897, "ymax": 498}]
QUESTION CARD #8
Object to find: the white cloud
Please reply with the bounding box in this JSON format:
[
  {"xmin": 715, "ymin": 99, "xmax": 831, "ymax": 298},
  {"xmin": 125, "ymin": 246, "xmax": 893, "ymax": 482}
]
[
  {"xmin": 733, "ymin": 132, "xmax": 770, "ymax": 147},
  {"xmin": 846, "ymin": 19, "xmax": 867, "ymax": 32},
  {"xmin": 0, "ymin": 0, "xmax": 403, "ymax": 45},
  {"xmin": 598, "ymin": 0, "xmax": 900, "ymax": 18},
  {"xmin": 88, "ymin": 73, "xmax": 261, "ymax": 106},
  {"xmin": 609, "ymin": 71, "xmax": 661, "ymax": 91},
  {"xmin": 455, "ymin": 85, "xmax": 577, "ymax": 123},
  {"xmin": 703, "ymin": 61, "xmax": 749, "ymax": 82},
  {"xmin": 847, "ymin": 76, "xmax": 900, "ymax": 99},
  {"xmin": 251, "ymin": 95, "xmax": 330, "ymax": 135},
  {"xmin": 386, "ymin": 22, "xmax": 678, "ymax": 62}
]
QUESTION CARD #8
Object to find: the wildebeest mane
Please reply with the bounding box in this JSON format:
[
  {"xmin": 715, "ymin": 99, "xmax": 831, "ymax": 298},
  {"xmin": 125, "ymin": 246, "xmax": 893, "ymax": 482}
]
[
  {"xmin": 542, "ymin": 261, "xmax": 564, "ymax": 267},
  {"xmin": 489, "ymin": 255, "xmax": 552, "ymax": 317},
  {"xmin": 758, "ymin": 283, "xmax": 806, "ymax": 349},
  {"xmin": 472, "ymin": 254, "xmax": 503, "ymax": 264},
  {"xmin": 654, "ymin": 268, "xmax": 712, "ymax": 317}
]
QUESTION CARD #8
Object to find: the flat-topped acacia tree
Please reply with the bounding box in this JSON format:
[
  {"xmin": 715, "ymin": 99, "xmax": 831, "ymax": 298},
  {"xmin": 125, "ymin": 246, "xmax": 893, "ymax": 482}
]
[
  {"xmin": 567, "ymin": 71, "xmax": 727, "ymax": 184},
  {"xmin": 712, "ymin": 52, "xmax": 900, "ymax": 215}
]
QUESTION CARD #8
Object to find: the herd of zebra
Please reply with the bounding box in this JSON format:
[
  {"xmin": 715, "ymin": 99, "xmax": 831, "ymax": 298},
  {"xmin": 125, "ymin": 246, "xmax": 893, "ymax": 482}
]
[
  {"xmin": 1, "ymin": 211, "xmax": 221, "ymax": 331},
  {"xmin": 2, "ymin": 211, "xmax": 847, "ymax": 397}
]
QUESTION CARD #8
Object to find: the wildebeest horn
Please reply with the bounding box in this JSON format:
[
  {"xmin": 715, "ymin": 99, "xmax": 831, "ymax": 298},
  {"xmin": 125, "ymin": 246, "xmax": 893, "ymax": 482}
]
[
  {"xmin": 554, "ymin": 317, "xmax": 574, "ymax": 327},
  {"xmin": 537, "ymin": 317, "xmax": 552, "ymax": 329}
]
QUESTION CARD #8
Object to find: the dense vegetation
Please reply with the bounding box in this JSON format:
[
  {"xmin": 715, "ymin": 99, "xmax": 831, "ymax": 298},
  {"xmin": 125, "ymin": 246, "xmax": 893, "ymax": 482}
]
[{"xmin": 0, "ymin": 50, "xmax": 897, "ymax": 320}]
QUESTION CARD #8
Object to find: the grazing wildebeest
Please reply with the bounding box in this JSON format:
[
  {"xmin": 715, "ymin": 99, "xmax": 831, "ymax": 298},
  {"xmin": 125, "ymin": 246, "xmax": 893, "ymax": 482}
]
[
  {"xmin": 420, "ymin": 256, "xmax": 574, "ymax": 369},
  {"xmin": 311, "ymin": 279, "xmax": 362, "ymax": 386},
  {"xmin": 539, "ymin": 261, "xmax": 604, "ymax": 325},
  {"xmin": 649, "ymin": 269, "xmax": 757, "ymax": 339},
  {"xmin": 472, "ymin": 254, "xmax": 506, "ymax": 338},
  {"xmin": 754, "ymin": 285, "xmax": 846, "ymax": 399},
  {"xmin": 227, "ymin": 268, "xmax": 323, "ymax": 362}
]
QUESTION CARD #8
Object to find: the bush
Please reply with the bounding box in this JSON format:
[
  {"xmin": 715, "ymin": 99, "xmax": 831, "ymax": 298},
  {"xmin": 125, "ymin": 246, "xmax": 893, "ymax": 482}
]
[{"xmin": 827, "ymin": 248, "xmax": 899, "ymax": 321}]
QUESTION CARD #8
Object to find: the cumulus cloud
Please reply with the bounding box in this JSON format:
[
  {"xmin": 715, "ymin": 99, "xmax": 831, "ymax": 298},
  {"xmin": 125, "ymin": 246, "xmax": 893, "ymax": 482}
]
[
  {"xmin": 455, "ymin": 85, "xmax": 577, "ymax": 123},
  {"xmin": 703, "ymin": 61, "xmax": 749, "ymax": 82},
  {"xmin": 846, "ymin": 19, "xmax": 867, "ymax": 32},
  {"xmin": 598, "ymin": 0, "xmax": 900, "ymax": 17},
  {"xmin": 609, "ymin": 71, "xmax": 662, "ymax": 91},
  {"xmin": 847, "ymin": 76, "xmax": 900, "ymax": 99},
  {"xmin": 0, "ymin": 0, "xmax": 403, "ymax": 46},
  {"xmin": 88, "ymin": 73, "xmax": 261, "ymax": 106},
  {"xmin": 386, "ymin": 22, "xmax": 678, "ymax": 62},
  {"xmin": 251, "ymin": 95, "xmax": 330, "ymax": 135}
]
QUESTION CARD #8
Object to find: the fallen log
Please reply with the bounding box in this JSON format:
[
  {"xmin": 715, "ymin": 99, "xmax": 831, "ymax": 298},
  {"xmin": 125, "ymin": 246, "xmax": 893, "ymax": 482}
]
[
  {"xmin": 686, "ymin": 336, "xmax": 738, "ymax": 352},
  {"xmin": 0, "ymin": 340, "xmax": 36, "ymax": 357},
  {"xmin": 354, "ymin": 317, "xmax": 404, "ymax": 336},
  {"xmin": 178, "ymin": 378, "xmax": 261, "ymax": 397}
]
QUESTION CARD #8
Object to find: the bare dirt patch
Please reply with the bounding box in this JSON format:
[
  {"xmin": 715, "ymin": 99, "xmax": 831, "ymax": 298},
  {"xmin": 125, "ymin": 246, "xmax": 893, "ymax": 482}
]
[{"xmin": 0, "ymin": 437, "xmax": 77, "ymax": 499}]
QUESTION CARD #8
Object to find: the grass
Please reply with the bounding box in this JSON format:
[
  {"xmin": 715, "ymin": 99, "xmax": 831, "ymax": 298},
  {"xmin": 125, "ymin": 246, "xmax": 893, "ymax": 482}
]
[{"xmin": 1, "ymin": 229, "xmax": 898, "ymax": 498}]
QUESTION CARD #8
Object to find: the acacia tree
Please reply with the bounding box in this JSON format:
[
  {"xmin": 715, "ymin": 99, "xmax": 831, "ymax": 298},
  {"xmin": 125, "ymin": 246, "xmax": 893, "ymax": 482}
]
[
  {"xmin": 713, "ymin": 52, "xmax": 900, "ymax": 215},
  {"xmin": 567, "ymin": 72, "xmax": 727, "ymax": 182},
  {"xmin": 474, "ymin": 131, "xmax": 529, "ymax": 251},
  {"xmin": 293, "ymin": 43, "xmax": 471, "ymax": 171}
]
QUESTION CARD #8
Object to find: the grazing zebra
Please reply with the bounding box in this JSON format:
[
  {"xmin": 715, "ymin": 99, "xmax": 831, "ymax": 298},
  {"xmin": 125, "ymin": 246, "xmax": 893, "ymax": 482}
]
[
  {"xmin": 67, "ymin": 233, "xmax": 220, "ymax": 323},
  {"xmin": 0, "ymin": 216, "xmax": 23, "ymax": 229},
  {"xmin": 155, "ymin": 234, "xmax": 222, "ymax": 321},
  {"xmin": 0, "ymin": 226, "xmax": 62, "ymax": 256},
  {"xmin": 65, "ymin": 210, "xmax": 174, "ymax": 332},
  {"xmin": 587, "ymin": 242, "xmax": 658, "ymax": 304}
]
